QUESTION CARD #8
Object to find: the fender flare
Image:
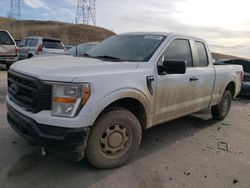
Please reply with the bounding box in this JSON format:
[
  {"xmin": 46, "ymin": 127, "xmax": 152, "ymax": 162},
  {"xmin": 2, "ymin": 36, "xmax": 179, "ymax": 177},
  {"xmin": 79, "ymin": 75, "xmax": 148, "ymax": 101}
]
[
  {"xmin": 221, "ymin": 77, "xmax": 237, "ymax": 98},
  {"xmin": 90, "ymin": 88, "xmax": 152, "ymax": 126}
]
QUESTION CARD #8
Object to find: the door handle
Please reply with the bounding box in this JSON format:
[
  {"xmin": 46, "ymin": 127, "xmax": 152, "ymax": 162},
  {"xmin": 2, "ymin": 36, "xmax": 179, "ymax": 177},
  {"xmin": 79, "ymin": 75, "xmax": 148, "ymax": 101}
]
[{"xmin": 189, "ymin": 76, "xmax": 199, "ymax": 82}]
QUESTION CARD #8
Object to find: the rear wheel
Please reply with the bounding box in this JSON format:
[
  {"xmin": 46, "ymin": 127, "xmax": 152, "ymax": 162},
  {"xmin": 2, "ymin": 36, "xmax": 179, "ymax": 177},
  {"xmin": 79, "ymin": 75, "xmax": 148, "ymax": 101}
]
[
  {"xmin": 211, "ymin": 90, "xmax": 232, "ymax": 120},
  {"xmin": 86, "ymin": 107, "xmax": 142, "ymax": 169}
]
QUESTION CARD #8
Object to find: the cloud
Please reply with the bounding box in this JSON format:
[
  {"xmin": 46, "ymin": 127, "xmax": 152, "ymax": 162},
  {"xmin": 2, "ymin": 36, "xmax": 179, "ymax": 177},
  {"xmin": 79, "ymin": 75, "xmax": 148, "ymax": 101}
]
[
  {"xmin": 93, "ymin": 0, "xmax": 250, "ymax": 58},
  {"xmin": 24, "ymin": 0, "xmax": 50, "ymax": 10},
  {"xmin": 13, "ymin": 0, "xmax": 250, "ymax": 58},
  {"xmin": 64, "ymin": 0, "xmax": 77, "ymax": 5}
]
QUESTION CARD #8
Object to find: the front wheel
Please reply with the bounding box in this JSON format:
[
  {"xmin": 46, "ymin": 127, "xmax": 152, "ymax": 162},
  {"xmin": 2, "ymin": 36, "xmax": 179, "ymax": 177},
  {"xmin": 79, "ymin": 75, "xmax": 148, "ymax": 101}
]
[
  {"xmin": 211, "ymin": 90, "xmax": 232, "ymax": 120},
  {"xmin": 86, "ymin": 107, "xmax": 142, "ymax": 169}
]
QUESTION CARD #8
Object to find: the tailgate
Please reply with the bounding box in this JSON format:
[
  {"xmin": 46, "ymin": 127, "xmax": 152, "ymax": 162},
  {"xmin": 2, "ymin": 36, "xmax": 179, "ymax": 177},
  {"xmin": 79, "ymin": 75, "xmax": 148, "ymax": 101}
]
[
  {"xmin": 0, "ymin": 45, "xmax": 16, "ymax": 56},
  {"xmin": 43, "ymin": 48, "xmax": 65, "ymax": 54},
  {"xmin": 42, "ymin": 38, "xmax": 65, "ymax": 54}
]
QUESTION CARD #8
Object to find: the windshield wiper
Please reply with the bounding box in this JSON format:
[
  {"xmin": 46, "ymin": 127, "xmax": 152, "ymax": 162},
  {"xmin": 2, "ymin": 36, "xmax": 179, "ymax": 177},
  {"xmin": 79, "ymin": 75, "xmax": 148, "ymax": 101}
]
[{"xmin": 94, "ymin": 55, "xmax": 124, "ymax": 61}]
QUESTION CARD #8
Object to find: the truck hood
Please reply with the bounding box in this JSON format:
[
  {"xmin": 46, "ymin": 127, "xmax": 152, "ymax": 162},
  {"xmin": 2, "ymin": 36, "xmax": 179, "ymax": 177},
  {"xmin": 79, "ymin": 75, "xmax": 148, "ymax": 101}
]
[{"xmin": 11, "ymin": 56, "xmax": 139, "ymax": 82}]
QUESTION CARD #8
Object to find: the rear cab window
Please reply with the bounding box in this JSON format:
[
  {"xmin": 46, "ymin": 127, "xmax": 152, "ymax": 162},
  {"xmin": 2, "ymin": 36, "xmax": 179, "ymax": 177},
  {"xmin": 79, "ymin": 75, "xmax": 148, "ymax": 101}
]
[
  {"xmin": 195, "ymin": 41, "xmax": 209, "ymax": 67},
  {"xmin": 43, "ymin": 39, "xmax": 64, "ymax": 49},
  {"xmin": 0, "ymin": 31, "xmax": 15, "ymax": 45}
]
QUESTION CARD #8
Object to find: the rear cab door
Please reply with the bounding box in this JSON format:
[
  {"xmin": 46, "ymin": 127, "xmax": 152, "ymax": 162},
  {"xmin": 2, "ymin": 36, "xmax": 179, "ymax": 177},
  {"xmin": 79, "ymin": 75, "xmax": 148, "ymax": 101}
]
[
  {"xmin": 153, "ymin": 36, "xmax": 200, "ymax": 125},
  {"xmin": 191, "ymin": 39, "xmax": 216, "ymax": 109}
]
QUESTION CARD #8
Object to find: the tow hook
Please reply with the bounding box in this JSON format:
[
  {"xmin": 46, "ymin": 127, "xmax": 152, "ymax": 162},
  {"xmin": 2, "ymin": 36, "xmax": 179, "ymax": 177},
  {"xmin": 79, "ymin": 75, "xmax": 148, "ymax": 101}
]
[{"xmin": 41, "ymin": 146, "xmax": 47, "ymax": 156}]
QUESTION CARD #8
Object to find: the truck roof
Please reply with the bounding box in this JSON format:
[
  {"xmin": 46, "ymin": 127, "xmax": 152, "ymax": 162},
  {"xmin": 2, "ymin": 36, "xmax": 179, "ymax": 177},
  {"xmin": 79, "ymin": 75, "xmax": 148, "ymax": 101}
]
[{"xmin": 120, "ymin": 32, "xmax": 204, "ymax": 41}]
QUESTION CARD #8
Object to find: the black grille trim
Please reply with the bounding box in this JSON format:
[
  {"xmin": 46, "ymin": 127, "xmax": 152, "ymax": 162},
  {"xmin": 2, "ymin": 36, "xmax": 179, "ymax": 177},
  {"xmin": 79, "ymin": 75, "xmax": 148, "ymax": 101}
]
[{"xmin": 8, "ymin": 70, "xmax": 52, "ymax": 113}]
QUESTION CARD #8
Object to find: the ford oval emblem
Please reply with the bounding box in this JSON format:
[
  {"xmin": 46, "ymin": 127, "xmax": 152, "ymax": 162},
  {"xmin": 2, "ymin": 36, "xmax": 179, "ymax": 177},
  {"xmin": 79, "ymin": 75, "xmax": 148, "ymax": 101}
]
[{"xmin": 10, "ymin": 84, "xmax": 19, "ymax": 95}]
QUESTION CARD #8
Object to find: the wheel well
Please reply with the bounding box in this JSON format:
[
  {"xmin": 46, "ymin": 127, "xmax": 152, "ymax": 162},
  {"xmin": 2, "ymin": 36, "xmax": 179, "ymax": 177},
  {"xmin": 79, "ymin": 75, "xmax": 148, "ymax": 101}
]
[
  {"xmin": 28, "ymin": 54, "xmax": 33, "ymax": 58},
  {"xmin": 225, "ymin": 81, "xmax": 235, "ymax": 97},
  {"xmin": 100, "ymin": 98, "xmax": 147, "ymax": 130}
]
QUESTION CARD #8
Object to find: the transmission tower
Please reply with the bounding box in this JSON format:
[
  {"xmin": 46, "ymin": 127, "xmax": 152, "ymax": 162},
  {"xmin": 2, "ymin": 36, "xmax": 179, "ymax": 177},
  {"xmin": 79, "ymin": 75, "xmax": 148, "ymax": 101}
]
[
  {"xmin": 9, "ymin": 0, "xmax": 21, "ymax": 19},
  {"xmin": 75, "ymin": 0, "xmax": 96, "ymax": 26}
]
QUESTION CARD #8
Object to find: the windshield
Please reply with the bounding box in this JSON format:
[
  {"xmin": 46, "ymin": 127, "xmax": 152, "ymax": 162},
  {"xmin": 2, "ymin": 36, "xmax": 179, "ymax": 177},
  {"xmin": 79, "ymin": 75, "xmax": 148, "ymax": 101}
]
[
  {"xmin": 66, "ymin": 43, "xmax": 98, "ymax": 56},
  {"xmin": 87, "ymin": 35, "xmax": 166, "ymax": 62}
]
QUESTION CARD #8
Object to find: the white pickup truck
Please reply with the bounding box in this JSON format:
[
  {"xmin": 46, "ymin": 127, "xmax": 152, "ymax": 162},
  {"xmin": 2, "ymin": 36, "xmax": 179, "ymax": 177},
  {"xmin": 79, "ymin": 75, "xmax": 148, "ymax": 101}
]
[{"xmin": 7, "ymin": 32, "xmax": 243, "ymax": 168}]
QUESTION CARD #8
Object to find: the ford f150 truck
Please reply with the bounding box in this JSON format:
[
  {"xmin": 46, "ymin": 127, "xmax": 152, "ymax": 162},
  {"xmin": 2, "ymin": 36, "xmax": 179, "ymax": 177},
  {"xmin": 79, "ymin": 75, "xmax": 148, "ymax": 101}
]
[{"xmin": 7, "ymin": 32, "xmax": 243, "ymax": 169}]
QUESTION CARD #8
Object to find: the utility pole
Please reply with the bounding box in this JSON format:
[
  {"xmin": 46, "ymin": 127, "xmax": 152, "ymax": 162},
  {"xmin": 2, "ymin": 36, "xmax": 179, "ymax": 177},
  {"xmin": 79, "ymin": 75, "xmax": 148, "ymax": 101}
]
[
  {"xmin": 9, "ymin": 0, "xmax": 21, "ymax": 19},
  {"xmin": 75, "ymin": 0, "xmax": 96, "ymax": 26}
]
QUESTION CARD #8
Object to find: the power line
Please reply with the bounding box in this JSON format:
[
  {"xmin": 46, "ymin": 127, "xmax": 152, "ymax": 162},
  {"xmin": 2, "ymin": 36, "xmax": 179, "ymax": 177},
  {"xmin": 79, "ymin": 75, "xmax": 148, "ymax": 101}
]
[
  {"xmin": 75, "ymin": 0, "xmax": 96, "ymax": 26},
  {"xmin": 8, "ymin": 0, "xmax": 21, "ymax": 19}
]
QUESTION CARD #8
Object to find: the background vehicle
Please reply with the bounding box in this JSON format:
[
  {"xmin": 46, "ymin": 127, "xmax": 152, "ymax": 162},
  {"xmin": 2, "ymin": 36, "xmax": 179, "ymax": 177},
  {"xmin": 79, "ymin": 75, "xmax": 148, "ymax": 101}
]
[
  {"xmin": 7, "ymin": 32, "xmax": 243, "ymax": 169},
  {"xmin": 0, "ymin": 30, "xmax": 18, "ymax": 70},
  {"xmin": 14, "ymin": 39, "xmax": 21, "ymax": 46},
  {"xmin": 65, "ymin": 42, "xmax": 99, "ymax": 56},
  {"xmin": 216, "ymin": 59, "xmax": 250, "ymax": 96},
  {"xmin": 64, "ymin": 45, "xmax": 73, "ymax": 50},
  {"xmin": 18, "ymin": 36, "xmax": 65, "ymax": 60}
]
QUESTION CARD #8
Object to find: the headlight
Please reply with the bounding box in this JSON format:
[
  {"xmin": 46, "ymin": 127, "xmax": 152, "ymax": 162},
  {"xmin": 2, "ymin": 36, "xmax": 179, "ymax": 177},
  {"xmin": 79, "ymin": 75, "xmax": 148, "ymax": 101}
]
[{"xmin": 51, "ymin": 83, "xmax": 90, "ymax": 117}]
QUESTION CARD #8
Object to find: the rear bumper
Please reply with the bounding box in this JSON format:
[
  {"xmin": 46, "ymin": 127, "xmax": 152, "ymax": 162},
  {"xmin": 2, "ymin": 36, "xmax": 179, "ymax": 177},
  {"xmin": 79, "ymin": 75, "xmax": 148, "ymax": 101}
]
[
  {"xmin": 7, "ymin": 104, "xmax": 90, "ymax": 161},
  {"xmin": 0, "ymin": 56, "xmax": 18, "ymax": 64},
  {"xmin": 240, "ymin": 83, "xmax": 250, "ymax": 96}
]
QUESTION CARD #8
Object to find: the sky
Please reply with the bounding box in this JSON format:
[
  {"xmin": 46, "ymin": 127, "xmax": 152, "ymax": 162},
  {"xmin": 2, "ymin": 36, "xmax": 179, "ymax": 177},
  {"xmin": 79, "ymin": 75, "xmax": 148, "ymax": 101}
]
[{"xmin": 0, "ymin": 0, "xmax": 250, "ymax": 58}]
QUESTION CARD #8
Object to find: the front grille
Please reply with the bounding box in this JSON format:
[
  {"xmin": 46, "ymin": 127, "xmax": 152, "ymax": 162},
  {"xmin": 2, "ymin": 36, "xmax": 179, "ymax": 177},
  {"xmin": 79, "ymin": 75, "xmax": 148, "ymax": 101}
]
[{"xmin": 8, "ymin": 70, "xmax": 52, "ymax": 113}]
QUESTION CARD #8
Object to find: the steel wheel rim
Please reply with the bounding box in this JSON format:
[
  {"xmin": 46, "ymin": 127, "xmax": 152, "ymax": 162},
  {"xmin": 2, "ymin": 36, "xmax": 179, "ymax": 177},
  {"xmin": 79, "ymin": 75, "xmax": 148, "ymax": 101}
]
[
  {"xmin": 98, "ymin": 123, "xmax": 132, "ymax": 159},
  {"xmin": 221, "ymin": 96, "xmax": 230, "ymax": 116}
]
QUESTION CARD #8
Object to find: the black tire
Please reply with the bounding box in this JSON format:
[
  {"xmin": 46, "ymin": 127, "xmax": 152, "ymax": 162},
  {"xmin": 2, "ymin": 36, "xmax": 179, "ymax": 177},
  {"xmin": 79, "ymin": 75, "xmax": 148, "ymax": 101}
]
[
  {"xmin": 86, "ymin": 107, "xmax": 142, "ymax": 169},
  {"xmin": 6, "ymin": 64, "xmax": 10, "ymax": 70},
  {"xmin": 211, "ymin": 90, "xmax": 232, "ymax": 120}
]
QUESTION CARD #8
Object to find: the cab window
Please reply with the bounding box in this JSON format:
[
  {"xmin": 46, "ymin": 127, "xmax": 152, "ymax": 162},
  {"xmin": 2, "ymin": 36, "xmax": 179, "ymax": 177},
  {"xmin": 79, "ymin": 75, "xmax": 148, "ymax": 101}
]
[
  {"xmin": 163, "ymin": 39, "xmax": 193, "ymax": 67},
  {"xmin": 195, "ymin": 41, "xmax": 208, "ymax": 67}
]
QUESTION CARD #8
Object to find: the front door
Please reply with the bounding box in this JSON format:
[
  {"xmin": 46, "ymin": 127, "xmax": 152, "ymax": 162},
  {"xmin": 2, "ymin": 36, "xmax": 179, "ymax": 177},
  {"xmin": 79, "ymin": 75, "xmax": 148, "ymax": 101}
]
[{"xmin": 153, "ymin": 38, "xmax": 199, "ymax": 125}]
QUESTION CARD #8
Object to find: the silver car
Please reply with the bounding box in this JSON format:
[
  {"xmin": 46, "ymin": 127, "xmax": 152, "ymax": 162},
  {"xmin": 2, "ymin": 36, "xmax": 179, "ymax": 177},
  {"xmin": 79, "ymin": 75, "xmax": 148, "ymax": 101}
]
[
  {"xmin": 0, "ymin": 30, "xmax": 19, "ymax": 69},
  {"xmin": 18, "ymin": 36, "xmax": 65, "ymax": 60}
]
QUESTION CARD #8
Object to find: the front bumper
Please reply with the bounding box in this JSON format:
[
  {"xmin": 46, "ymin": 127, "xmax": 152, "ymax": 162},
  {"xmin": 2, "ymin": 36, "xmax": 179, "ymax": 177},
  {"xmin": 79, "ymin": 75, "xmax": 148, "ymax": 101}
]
[{"xmin": 7, "ymin": 104, "xmax": 90, "ymax": 161}]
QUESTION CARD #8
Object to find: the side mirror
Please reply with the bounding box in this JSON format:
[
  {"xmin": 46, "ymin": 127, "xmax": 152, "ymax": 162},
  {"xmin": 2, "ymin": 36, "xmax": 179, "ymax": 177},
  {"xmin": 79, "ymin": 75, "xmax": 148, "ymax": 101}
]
[{"xmin": 162, "ymin": 59, "xmax": 187, "ymax": 74}]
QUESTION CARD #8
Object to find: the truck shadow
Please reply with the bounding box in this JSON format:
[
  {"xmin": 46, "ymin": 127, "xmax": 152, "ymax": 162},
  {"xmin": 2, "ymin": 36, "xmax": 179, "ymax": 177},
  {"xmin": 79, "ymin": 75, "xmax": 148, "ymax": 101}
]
[
  {"xmin": 138, "ymin": 112, "xmax": 215, "ymax": 157},
  {"xmin": 5, "ymin": 110, "xmax": 217, "ymax": 187}
]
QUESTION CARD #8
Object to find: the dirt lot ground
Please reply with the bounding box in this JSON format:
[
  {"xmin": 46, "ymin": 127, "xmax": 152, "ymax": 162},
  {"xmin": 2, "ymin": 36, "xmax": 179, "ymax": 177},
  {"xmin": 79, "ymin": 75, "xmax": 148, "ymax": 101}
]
[{"xmin": 0, "ymin": 69, "xmax": 250, "ymax": 188}]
